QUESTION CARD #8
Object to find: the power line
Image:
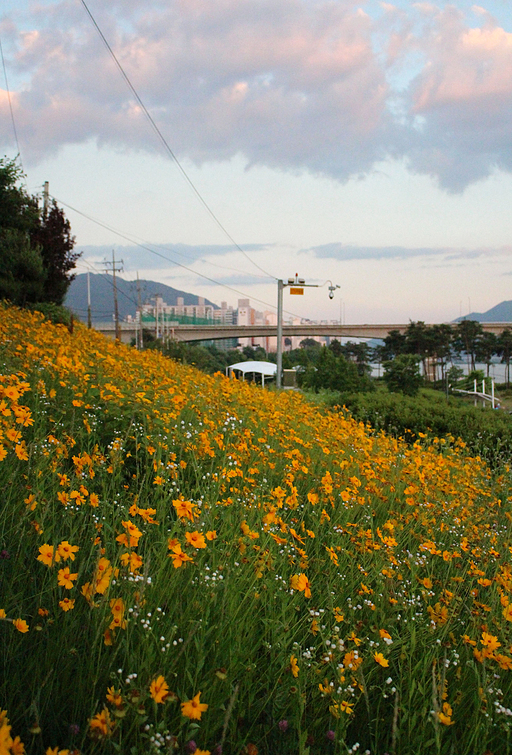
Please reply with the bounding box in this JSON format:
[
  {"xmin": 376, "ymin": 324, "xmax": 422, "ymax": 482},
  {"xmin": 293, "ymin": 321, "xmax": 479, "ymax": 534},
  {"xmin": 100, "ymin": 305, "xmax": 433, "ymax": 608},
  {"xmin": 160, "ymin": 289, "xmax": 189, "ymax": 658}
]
[
  {"xmin": 54, "ymin": 194, "xmax": 303, "ymax": 317},
  {"xmin": 79, "ymin": 256, "xmax": 140, "ymax": 310},
  {"xmin": 78, "ymin": 0, "xmax": 276, "ymax": 281},
  {"xmin": 0, "ymin": 35, "xmax": 23, "ymax": 174}
]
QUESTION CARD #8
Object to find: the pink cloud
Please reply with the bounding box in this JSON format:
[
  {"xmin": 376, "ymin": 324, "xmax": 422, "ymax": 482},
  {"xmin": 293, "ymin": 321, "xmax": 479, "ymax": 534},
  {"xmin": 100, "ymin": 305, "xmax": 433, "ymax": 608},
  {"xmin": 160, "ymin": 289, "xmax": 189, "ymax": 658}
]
[{"xmin": 2, "ymin": 0, "xmax": 512, "ymax": 190}]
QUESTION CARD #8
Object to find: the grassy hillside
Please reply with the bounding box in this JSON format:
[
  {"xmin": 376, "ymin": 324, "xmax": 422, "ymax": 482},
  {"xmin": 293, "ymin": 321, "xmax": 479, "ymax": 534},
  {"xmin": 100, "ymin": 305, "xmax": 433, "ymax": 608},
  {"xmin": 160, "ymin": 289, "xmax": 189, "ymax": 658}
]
[{"xmin": 1, "ymin": 305, "xmax": 512, "ymax": 755}]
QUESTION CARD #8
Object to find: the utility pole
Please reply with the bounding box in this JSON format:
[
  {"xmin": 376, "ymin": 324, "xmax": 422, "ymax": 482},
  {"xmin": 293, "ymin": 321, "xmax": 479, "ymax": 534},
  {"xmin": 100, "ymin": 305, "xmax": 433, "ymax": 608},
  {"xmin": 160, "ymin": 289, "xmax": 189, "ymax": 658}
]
[
  {"xmin": 136, "ymin": 272, "xmax": 142, "ymax": 349},
  {"xmin": 87, "ymin": 271, "xmax": 92, "ymax": 329},
  {"xmin": 275, "ymin": 275, "xmax": 340, "ymax": 389},
  {"xmin": 43, "ymin": 181, "xmax": 49, "ymax": 219},
  {"xmin": 103, "ymin": 251, "xmax": 124, "ymax": 342}
]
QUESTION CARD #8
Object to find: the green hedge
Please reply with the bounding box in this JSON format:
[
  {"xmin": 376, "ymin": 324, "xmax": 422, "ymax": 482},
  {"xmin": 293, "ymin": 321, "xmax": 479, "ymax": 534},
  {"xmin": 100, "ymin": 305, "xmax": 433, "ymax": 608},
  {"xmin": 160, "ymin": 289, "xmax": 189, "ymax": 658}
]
[{"xmin": 335, "ymin": 389, "xmax": 512, "ymax": 467}]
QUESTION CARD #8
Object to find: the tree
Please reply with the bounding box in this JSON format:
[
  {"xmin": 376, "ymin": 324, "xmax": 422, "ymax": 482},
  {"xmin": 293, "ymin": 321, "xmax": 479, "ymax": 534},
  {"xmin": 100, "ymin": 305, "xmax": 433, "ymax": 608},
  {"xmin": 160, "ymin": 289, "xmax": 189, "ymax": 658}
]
[
  {"xmin": 0, "ymin": 229, "xmax": 45, "ymax": 305},
  {"xmin": 300, "ymin": 346, "xmax": 369, "ymax": 394},
  {"xmin": 475, "ymin": 331, "xmax": 498, "ymax": 377},
  {"xmin": 328, "ymin": 339, "xmax": 343, "ymax": 357},
  {"xmin": 0, "ymin": 157, "xmax": 79, "ymax": 306},
  {"xmin": 0, "ymin": 159, "xmax": 39, "ymax": 234},
  {"xmin": 30, "ymin": 200, "xmax": 79, "ymax": 305},
  {"xmin": 453, "ymin": 320, "xmax": 483, "ymax": 371},
  {"xmin": 498, "ymin": 328, "xmax": 512, "ymax": 387},
  {"xmin": 342, "ymin": 341, "xmax": 372, "ymax": 377},
  {"xmin": 427, "ymin": 324, "xmax": 453, "ymax": 383},
  {"xmin": 382, "ymin": 330, "xmax": 407, "ymax": 360},
  {"xmin": 383, "ymin": 354, "xmax": 423, "ymax": 396},
  {"xmin": 405, "ymin": 321, "xmax": 431, "ymax": 378}
]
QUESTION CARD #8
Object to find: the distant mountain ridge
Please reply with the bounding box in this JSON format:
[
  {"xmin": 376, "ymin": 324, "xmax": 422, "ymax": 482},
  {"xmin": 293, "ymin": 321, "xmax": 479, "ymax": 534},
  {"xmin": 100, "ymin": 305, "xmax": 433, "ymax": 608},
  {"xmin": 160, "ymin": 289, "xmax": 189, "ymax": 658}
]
[
  {"xmin": 455, "ymin": 301, "xmax": 512, "ymax": 323},
  {"xmin": 65, "ymin": 274, "xmax": 218, "ymax": 323}
]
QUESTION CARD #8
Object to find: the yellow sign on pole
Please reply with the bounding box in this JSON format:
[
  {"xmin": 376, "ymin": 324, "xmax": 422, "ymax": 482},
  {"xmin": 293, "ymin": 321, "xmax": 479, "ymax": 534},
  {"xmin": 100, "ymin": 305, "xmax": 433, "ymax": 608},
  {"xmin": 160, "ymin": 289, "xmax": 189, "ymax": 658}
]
[{"xmin": 290, "ymin": 287, "xmax": 304, "ymax": 295}]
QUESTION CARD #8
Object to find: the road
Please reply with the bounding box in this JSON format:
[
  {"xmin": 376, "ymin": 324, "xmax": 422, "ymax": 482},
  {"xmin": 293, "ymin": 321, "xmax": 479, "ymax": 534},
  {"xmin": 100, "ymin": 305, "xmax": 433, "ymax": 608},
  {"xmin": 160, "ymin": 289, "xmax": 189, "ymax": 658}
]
[{"xmin": 91, "ymin": 321, "xmax": 512, "ymax": 345}]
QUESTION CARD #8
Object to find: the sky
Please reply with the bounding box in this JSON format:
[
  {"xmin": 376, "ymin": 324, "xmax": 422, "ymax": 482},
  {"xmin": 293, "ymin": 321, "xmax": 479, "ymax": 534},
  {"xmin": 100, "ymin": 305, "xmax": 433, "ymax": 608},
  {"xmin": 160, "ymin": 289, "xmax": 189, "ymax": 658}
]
[{"xmin": 2, "ymin": 0, "xmax": 512, "ymax": 323}]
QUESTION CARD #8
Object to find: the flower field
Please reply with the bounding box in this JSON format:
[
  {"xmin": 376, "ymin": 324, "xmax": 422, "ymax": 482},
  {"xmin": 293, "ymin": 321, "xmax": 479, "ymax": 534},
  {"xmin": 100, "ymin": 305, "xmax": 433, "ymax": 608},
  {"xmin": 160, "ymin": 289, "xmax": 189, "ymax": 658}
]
[{"xmin": 2, "ymin": 305, "xmax": 512, "ymax": 755}]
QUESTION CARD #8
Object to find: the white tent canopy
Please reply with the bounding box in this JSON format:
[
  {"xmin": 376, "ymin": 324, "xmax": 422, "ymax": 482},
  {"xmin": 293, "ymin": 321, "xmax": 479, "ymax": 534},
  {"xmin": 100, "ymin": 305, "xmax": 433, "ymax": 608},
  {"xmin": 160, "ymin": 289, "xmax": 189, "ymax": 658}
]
[{"xmin": 226, "ymin": 361, "xmax": 277, "ymax": 385}]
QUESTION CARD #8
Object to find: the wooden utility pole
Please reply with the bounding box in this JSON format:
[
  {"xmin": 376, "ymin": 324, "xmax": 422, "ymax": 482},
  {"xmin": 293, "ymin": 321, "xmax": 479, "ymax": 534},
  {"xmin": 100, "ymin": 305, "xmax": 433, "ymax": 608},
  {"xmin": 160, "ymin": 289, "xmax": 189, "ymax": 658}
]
[
  {"xmin": 43, "ymin": 181, "xmax": 49, "ymax": 219},
  {"xmin": 136, "ymin": 272, "xmax": 142, "ymax": 349},
  {"xmin": 103, "ymin": 251, "xmax": 124, "ymax": 342},
  {"xmin": 87, "ymin": 271, "xmax": 92, "ymax": 329}
]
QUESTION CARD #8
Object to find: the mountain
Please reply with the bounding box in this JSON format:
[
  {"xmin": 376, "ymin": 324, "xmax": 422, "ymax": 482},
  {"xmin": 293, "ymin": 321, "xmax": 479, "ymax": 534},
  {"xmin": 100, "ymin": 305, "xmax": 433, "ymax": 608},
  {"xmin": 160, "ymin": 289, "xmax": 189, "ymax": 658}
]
[
  {"xmin": 455, "ymin": 301, "xmax": 512, "ymax": 323},
  {"xmin": 65, "ymin": 274, "xmax": 218, "ymax": 323}
]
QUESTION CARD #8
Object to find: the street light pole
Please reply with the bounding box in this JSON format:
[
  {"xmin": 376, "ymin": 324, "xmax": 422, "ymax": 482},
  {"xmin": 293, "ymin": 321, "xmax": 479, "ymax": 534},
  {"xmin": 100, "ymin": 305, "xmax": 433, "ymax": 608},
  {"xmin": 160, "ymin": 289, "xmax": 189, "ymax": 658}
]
[
  {"xmin": 275, "ymin": 275, "xmax": 340, "ymax": 389},
  {"xmin": 276, "ymin": 279, "xmax": 284, "ymax": 388}
]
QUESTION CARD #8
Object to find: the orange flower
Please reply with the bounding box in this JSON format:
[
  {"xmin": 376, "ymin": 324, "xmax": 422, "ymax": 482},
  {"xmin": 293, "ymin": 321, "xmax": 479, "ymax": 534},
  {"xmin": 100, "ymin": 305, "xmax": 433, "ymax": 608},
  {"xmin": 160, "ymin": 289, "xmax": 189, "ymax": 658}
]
[
  {"xmin": 149, "ymin": 675, "xmax": 170, "ymax": 704},
  {"xmin": 290, "ymin": 655, "xmax": 299, "ymax": 677},
  {"xmin": 37, "ymin": 544, "xmax": 58, "ymax": 567},
  {"xmin": 503, "ymin": 605, "xmax": 512, "ymax": 622},
  {"xmin": 106, "ymin": 687, "xmax": 123, "ymax": 708},
  {"xmin": 89, "ymin": 707, "xmax": 114, "ymax": 738},
  {"xmin": 173, "ymin": 498, "xmax": 196, "ymax": 521},
  {"xmin": 168, "ymin": 543, "xmax": 194, "ymax": 568},
  {"xmin": 185, "ymin": 531, "xmax": 206, "ymax": 549},
  {"xmin": 57, "ymin": 567, "xmax": 78, "ymax": 590},
  {"xmin": 374, "ymin": 652, "xmax": 389, "ymax": 667},
  {"xmin": 59, "ymin": 598, "xmax": 75, "ymax": 612},
  {"xmin": 181, "ymin": 692, "xmax": 208, "ymax": 720},
  {"xmin": 290, "ymin": 573, "xmax": 311, "ymax": 598},
  {"xmin": 438, "ymin": 702, "xmax": 454, "ymax": 726},
  {"xmin": 13, "ymin": 619, "xmax": 29, "ymax": 633},
  {"xmin": 57, "ymin": 541, "xmax": 79, "ymax": 561}
]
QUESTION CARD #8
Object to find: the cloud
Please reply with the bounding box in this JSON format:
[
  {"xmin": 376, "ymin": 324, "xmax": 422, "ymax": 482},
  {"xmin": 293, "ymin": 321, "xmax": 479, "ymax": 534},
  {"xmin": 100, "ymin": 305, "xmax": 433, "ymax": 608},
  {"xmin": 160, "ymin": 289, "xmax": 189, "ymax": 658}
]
[
  {"xmin": 1, "ymin": 0, "xmax": 393, "ymax": 173},
  {"xmin": 306, "ymin": 243, "xmax": 512, "ymax": 261},
  {"xmin": 404, "ymin": 5, "xmax": 512, "ymax": 189},
  {"xmin": 79, "ymin": 242, "xmax": 272, "ymax": 276},
  {"xmin": 2, "ymin": 0, "xmax": 512, "ymax": 190}
]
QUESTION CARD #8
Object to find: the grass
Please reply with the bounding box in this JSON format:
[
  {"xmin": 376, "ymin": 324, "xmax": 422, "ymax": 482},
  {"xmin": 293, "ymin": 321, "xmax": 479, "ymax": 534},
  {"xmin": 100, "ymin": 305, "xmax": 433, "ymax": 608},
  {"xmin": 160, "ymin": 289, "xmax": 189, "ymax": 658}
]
[{"xmin": 2, "ymin": 305, "xmax": 512, "ymax": 754}]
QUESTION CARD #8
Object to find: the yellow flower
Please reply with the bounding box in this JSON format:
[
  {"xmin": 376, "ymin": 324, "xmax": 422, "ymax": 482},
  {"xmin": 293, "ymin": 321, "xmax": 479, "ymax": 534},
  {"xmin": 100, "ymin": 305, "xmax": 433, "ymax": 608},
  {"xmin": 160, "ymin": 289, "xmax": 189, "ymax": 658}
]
[
  {"xmin": 290, "ymin": 573, "xmax": 311, "ymax": 598},
  {"xmin": 427, "ymin": 603, "xmax": 448, "ymax": 626},
  {"xmin": 481, "ymin": 632, "xmax": 501, "ymax": 651},
  {"xmin": 37, "ymin": 544, "xmax": 58, "ymax": 567},
  {"xmin": 503, "ymin": 605, "xmax": 512, "ymax": 622},
  {"xmin": 13, "ymin": 619, "xmax": 29, "ymax": 633},
  {"xmin": 89, "ymin": 707, "xmax": 114, "ymax": 738},
  {"xmin": 374, "ymin": 652, "xmax": 389, "ymax": 667},
  {"xmin": 57, "ymin": 541, "xmax": 79, "ymax": 561},
  {"xmin": 106, "ymin": 687, "xmax": 123, "ymax": 708},
  {"xmin": 181, "ymin": 692, "xmax": 208, "ymax": 720},
  {"xmin": 173, "ymin": 498, "xmax": 196, "ymax": 521},
  {"xmin": 59, "ymin": 598, "xmax": 75, "ymax": 612},
  {"xmin": 14, "ymin": 442, "xmax": 28, "ymax": 461},
  {"xmin": 57, "ymin": 567, "xmax": 78, "ymax": 590},
  {"xmin": 10, "ymin": 735, "xmax": 25, "ymax": 754},
  {"xmin": 149, "ymin": 675, "xmax": 170, "ymax": 704},
  {"xmin": 185, "ymin": 531, "xmax": 206, "ymax": 549},
  {"xmin": 290, "ymin": 655, "xmax": 299, "ymax": 677},
  {"xmin": 168, "ymin": 543, "xmax": 194, "ymax": 569},
  {"xmin": 438, "ymin": 702, "xmax": 454, "ymax": 726}
]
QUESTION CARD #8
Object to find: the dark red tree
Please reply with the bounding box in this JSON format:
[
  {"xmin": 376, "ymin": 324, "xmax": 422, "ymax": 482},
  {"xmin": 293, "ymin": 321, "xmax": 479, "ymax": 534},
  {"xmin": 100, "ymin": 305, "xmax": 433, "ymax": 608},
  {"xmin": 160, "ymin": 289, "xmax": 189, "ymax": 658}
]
[{"xmin": 30, "ymin": 199, "xmax": 80, "ymax": 305}]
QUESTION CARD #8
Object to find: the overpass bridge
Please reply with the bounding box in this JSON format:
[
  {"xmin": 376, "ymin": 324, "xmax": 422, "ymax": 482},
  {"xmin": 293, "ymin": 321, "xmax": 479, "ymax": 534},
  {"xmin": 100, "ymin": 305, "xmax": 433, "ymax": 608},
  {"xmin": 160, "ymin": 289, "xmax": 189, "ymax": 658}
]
[{"xmin": 92, "ymin": 321, "xmax": 512, "ymax": 345}]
